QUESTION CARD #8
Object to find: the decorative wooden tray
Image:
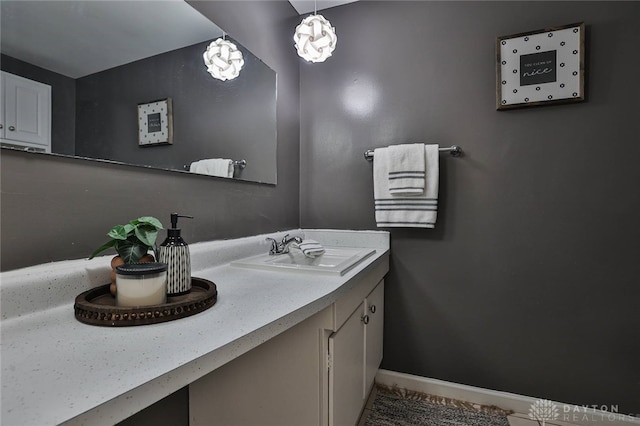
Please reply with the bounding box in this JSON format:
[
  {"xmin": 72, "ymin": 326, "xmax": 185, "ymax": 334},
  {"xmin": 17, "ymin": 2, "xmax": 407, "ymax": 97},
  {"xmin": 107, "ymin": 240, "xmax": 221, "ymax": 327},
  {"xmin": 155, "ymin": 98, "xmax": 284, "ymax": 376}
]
[{"xmin": 74, "ymin": 277, "xmax": 217, "ymax": 327}]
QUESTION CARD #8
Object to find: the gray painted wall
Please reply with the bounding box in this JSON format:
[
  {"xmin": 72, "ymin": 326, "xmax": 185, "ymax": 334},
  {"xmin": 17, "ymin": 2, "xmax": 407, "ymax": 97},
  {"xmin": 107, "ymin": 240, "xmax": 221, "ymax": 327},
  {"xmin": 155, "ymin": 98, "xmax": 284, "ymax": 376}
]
[
  {"xmin": 1, "ymin": 1, "xmax": 300, "ymax": 272},
  {"xmin": 300, "ymin": 1, "xmax": 640, "ymax": 415}
]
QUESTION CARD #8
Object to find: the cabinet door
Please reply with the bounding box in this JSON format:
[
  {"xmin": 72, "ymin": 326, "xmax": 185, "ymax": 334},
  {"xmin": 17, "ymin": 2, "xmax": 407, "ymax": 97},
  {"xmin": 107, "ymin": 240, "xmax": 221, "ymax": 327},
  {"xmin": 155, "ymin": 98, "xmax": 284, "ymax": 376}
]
[
  {"xmin": 364, "ymin": 281, "xmax": 384, "ymax": 395},
  {"xmin": 329, "ymin": 302, "xmax": 366, "ymax": 426},
  {"xmin": 1, "ymin": 71, "xmax": 51, "ymax": 151},
  {"xmin": 190, "ymin": 307, "xmax": 332, "ymax": 426}
]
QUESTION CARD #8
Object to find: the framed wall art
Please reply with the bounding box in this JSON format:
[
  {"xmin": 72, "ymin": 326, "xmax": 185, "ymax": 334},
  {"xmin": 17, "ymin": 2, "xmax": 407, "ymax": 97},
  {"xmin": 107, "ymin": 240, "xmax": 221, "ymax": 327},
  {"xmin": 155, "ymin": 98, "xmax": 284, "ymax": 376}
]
[
  {"xmin": 138, "ymin": 98, "xmax": 173, "ymax": 146},
  {"xmin": 496, "ymin": 23, "xmax": 585, "ymax": 110}
]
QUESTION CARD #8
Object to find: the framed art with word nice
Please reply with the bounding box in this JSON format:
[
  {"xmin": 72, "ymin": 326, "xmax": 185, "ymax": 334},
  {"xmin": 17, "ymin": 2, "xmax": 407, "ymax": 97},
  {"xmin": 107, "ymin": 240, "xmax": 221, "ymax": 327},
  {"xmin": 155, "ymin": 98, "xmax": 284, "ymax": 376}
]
[
  {"xmin": 138, "ymin": 98, "xmax": 173, "ymax": 146},
  {"xmin": 496, "ymin": 22, "xmax": 585, "ymax": 110}
]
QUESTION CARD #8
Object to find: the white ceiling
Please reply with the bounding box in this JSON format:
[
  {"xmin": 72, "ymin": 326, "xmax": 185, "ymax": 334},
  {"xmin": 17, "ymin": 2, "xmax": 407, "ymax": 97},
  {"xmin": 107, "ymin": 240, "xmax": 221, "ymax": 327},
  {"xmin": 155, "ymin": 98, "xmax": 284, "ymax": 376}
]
[
  {"xmin": 289, "ymin": 0, "xmax": 359, "ymax": 15},
  {"xmin": 0, "ymin": 0, "xmax": 359, "ymax": 79},
  {"xmin": 0, "ymin": 1, "xmax": 223, "ymax": 79}
]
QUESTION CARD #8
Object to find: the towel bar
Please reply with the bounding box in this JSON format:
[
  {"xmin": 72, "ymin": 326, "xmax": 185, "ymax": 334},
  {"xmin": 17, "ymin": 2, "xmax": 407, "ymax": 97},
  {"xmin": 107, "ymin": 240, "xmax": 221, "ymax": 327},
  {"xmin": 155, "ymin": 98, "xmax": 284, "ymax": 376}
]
[
  {"xmin": 183, "ymin": 159, "xmax": 247, "ymax": 170},
  {"xmin": 364, "ymin": 145, "xmax": 462, "ymax": 161}
]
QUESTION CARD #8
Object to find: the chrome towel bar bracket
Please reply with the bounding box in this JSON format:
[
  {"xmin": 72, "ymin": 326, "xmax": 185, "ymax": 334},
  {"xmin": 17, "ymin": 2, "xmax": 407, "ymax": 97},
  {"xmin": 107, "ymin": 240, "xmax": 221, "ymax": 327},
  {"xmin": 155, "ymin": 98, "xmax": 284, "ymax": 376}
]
[{"xmin": 233, "ymin": 159, "xmax": 247, "ymax": 169}]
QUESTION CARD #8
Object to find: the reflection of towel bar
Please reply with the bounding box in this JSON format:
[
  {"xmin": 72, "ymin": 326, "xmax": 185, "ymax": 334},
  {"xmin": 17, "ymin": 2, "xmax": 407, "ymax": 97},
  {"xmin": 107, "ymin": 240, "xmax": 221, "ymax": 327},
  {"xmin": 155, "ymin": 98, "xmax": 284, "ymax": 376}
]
[
  {"xmin": 183, "ymin": 159, "xmax": 247, "ymax": 170},
  {"xmin": 364, "ymin": 145, "xmax": 462, "ymax": 161}
]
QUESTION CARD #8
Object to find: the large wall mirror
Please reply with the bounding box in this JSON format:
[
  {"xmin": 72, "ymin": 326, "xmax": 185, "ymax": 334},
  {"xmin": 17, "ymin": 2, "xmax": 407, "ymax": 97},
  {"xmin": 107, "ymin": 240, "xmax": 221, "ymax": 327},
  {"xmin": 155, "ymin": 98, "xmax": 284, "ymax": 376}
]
[{"xmin": 0, "ymin": 1, "xmax": 277, "ymax": 184}]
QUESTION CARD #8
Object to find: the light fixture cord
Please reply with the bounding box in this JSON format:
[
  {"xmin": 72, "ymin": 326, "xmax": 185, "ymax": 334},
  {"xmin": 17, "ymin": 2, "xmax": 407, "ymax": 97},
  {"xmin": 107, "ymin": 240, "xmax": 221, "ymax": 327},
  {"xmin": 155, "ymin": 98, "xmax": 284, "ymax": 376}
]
[{"xmin": 314, "ymin": 0, "xmax": 317, "ymax": 15}]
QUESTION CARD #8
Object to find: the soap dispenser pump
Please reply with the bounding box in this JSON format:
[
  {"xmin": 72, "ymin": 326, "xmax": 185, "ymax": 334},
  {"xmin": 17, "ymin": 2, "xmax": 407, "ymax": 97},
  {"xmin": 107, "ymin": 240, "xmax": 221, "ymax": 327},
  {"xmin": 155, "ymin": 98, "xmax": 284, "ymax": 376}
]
[{"xmin": 159, "ymin": 213, "xmax": 194, "ymax": 296}]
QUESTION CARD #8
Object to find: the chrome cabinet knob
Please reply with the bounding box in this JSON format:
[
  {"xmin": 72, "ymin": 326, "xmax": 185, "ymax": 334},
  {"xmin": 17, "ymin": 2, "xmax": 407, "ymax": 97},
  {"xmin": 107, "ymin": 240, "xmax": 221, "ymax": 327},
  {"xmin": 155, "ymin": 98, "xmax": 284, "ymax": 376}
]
[
  {"xmin": 361, "ymin": 314, "xmax": 370, "ymax": 325},
  {"xmin": 8, "ymin": 125, "xmax": 16, "ymax": 131},
  {"xmin": 369, "ymin": 304, "xmax": 376, "ymax": 314}
]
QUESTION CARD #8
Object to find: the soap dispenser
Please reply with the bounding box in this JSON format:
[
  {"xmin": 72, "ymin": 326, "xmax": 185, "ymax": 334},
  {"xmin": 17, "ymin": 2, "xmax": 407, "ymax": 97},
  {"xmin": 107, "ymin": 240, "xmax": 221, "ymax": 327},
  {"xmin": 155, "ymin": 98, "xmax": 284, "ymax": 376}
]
[{"xmin": 159, "ymin": 213, "xmax": 194, "ymax": 296}]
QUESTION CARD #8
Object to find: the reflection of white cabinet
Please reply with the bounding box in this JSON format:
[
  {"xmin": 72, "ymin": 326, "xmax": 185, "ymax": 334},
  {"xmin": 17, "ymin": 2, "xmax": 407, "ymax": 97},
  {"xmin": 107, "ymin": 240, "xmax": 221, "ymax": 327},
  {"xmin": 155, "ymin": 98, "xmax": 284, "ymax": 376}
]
[
  {"xmin": 0, "ymin": 71, "xmax": 51, "ymax": 152},
  {"xmin": 329, "ymin": 280, "xmax": 384, "ymax": 426}
]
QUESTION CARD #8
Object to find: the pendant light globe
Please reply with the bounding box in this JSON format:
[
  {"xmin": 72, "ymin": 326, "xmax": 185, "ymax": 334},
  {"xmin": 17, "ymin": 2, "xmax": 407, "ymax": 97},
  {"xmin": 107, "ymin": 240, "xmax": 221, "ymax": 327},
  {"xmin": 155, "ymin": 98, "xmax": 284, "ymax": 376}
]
[
  {"xmin": 203, "ymin": 38, "xmax": 244, "ymax": 81},
  {"xmin": 294, "ymin": 14, "xmax": 337, "ymax": 63}
]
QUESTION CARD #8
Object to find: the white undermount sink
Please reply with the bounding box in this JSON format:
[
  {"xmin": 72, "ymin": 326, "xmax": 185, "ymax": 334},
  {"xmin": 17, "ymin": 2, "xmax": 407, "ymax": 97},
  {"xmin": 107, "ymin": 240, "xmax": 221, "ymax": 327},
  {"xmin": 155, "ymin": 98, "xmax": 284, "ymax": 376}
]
[{"xmin": 231, "ymin": 247, "xmax": 376, "ymax": 275}]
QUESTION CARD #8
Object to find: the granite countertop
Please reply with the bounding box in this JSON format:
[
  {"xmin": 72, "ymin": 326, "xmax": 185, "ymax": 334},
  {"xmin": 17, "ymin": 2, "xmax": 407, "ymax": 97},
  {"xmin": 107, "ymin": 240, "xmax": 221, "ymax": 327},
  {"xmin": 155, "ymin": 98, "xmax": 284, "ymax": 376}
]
[{"xmin": 0, "ymin": 229, "xmax": 389, "ymax": 426}]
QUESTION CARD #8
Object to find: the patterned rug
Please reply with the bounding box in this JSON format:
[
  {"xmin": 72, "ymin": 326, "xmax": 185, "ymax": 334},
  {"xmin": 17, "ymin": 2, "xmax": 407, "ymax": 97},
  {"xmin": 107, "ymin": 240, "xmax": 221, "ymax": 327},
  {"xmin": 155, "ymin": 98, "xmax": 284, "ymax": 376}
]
[{"xmin": 365, "ymin": 384, "xmax": 513, "ymax": 426}]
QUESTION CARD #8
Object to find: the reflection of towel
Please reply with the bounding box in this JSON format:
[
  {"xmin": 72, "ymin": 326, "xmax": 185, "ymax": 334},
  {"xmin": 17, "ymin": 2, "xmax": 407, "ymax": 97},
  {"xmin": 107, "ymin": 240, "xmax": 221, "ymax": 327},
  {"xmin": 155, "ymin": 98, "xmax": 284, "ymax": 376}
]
[
  {"xmin": 387, "ymin": 143, "xmax": 425, "ymax": 195},
  {"xmin": 189, "ymin": 159, "xmax": 234, "ymax": 178},
  {"xmin": 291, "ymin": 239, "xmax": 325, "ymax": 258},
  {"xmin": 373, "ymin": 144, "xmax": 439, "ymax": 228}
]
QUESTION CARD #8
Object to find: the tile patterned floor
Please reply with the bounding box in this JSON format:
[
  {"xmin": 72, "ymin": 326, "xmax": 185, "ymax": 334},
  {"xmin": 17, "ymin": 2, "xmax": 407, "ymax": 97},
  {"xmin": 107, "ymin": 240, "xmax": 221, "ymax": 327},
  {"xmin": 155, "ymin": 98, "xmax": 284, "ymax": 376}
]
[{"xmin": 358, "ymin": 388, "xmax": 581, "ymax": 426}]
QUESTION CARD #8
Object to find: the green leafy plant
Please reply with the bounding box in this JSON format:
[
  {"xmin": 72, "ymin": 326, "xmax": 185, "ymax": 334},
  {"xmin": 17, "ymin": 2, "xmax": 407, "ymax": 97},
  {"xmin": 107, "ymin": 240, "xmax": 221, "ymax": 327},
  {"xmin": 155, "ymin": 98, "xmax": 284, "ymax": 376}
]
[{"xmin": 89, "ymin": 216, "xmax": 164, "ymax": 263}]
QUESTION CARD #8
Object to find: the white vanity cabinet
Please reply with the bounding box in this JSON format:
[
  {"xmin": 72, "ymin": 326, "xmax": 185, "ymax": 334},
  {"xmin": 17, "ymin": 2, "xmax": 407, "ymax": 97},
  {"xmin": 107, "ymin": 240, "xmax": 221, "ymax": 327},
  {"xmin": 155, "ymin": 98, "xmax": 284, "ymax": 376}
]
[
  {"xmin": 329, "ymin": 280, "xmax": 384, "ymax": 426},
  {"xmin": 190, "ymin": 306, "xmax": 334, "ymax": 426},
  {"xmin": 0, "ymin": 71, "xmax": 51, "ymax": 152},
  {"xmin": 190, "ymin": 260, "xmax": 387, "ymax": 426},
  {"xmin": 364, "ymin": 281, "xmax": 384, "ymax": 400}
]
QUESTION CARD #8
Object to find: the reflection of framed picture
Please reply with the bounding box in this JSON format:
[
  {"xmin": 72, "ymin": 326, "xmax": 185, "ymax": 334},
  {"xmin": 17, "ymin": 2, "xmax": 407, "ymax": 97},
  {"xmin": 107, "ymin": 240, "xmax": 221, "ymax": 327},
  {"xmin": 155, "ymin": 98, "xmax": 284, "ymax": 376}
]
[
  {"xmin": 138, "ymin": 98, "xmax": 173, "ymax": 146},
  {"xmin": 497, "ymin": 23, "xmax": 585, "ymax": 110}
]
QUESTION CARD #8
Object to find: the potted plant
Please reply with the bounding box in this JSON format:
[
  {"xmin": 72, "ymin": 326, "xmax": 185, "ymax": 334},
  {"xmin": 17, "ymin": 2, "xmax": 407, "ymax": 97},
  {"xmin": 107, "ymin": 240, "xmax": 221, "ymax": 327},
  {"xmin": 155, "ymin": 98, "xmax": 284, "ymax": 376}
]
[{"xmin": 89, "ymin": 216, "xmax": 164, "ymax": 294}]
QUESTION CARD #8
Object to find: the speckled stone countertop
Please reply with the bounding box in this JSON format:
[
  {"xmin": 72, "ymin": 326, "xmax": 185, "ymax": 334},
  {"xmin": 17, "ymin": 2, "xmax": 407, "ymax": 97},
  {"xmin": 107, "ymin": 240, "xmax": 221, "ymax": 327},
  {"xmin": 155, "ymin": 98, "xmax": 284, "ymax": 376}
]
[{"xmin": 0, "ymin": 229, "xmax": 389, "ymax": 426}]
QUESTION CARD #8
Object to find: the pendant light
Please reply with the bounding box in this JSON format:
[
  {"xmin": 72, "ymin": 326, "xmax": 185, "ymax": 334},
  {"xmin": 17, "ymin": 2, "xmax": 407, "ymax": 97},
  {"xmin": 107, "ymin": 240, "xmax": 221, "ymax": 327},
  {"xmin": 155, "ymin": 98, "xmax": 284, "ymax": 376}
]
[
  {"xmin": 293, "ymin": 1, "xmax": 337, "ymax": 63},
  {"xmin": 203, "ymin": 34, "xmax": 244, "ymax": 81}
]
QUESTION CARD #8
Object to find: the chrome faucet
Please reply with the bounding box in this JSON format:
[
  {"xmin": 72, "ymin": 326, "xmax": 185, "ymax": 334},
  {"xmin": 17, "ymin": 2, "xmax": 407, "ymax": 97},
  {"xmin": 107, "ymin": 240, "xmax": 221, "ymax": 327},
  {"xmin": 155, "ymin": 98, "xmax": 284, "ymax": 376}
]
[{"xmin": 266, "ymin": 234, "xmax": 302, "ymax": 255}]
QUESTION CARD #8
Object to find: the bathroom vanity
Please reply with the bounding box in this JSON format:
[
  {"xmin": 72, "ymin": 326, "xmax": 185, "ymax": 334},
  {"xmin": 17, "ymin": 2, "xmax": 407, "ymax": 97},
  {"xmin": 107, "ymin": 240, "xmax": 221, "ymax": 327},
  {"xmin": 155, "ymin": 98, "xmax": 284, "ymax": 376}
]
[{"xmin": 0, "ymin": 229, "xmax": 389, "ymax": 426}]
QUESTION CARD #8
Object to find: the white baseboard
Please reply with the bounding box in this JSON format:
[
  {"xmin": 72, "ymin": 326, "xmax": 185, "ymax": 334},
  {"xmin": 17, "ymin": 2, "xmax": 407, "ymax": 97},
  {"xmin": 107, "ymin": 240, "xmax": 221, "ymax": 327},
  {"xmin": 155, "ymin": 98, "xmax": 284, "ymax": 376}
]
[{"xmin": 375, "ymin": 369, "xmax": 640, "ymax": 426}]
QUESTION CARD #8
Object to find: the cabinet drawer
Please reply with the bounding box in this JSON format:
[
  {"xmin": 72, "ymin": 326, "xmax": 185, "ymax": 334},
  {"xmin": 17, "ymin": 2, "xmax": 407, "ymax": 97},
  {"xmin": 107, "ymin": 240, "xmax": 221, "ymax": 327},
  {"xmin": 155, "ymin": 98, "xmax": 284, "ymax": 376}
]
[
  {"xmin": 332, "ymin": 256, "xmax": 387, "ymax": 330},
  {"xmin": 333, "ymin": 278, "xmax": 381, "ymax": 332}
]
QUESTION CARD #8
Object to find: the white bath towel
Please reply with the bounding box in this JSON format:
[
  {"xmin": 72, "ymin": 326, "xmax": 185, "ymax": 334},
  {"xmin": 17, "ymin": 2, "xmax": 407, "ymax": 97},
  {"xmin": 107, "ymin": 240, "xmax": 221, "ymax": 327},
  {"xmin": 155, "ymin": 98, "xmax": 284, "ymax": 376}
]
[
  {"xmin": 387, "ymin": 143, "xmax": 425, "ymax": 195},
  {"xmin": 189, "ymin": 158, "xmax": 234, "ymax": 178},
  {"xmin": 291, "ymin": 239, "xmax": 325, "ymax": 258},
  {"xmin": 373, "ymin": 144, "xmax": 439, "ymax": 228}
]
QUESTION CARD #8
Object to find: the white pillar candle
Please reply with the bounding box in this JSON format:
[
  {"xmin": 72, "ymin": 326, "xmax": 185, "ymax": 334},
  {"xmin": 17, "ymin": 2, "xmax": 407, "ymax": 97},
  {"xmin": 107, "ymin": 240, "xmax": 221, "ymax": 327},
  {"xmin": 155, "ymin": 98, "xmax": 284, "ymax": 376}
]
[{"xmin": 116, "ymin": 263, "xmax": 168, "ymax": 307}]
